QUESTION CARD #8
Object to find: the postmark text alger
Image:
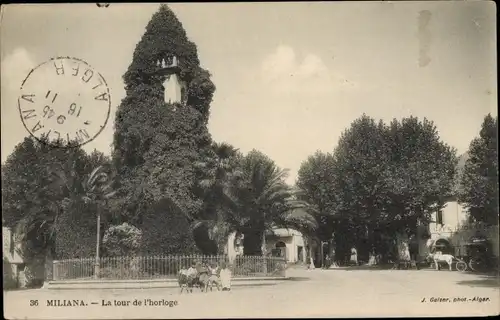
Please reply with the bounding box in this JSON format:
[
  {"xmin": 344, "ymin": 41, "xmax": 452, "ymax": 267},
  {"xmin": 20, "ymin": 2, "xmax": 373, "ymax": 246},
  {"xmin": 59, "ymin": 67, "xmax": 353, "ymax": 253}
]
[{"xmin": 18, "ymin": 56, "xmax": 111, "ymax": 148}]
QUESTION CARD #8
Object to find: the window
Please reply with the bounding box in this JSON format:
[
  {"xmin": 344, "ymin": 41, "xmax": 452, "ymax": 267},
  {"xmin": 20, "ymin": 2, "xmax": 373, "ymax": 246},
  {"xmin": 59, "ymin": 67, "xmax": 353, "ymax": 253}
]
[
  {"xmin": 10, "ymin": 230, "xmax": 15, "ymax": 255},
  {"xmin": 297, "ymin": 246, "xmax": 304, "ymax": 262},
  {"xmin": 436, "ymin": 210, "xmax": 443, "ymax": 225}
]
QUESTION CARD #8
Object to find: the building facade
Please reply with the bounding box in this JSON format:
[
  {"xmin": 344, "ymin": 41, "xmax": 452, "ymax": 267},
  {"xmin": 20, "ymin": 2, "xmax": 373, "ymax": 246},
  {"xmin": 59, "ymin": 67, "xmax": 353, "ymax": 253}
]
[
  {"xmin": 264, "ymin": 228, "xmax": 308, "ymax": 263},
  {"xmin": 226, "ymin": 228, "xmax": 308, "ymax": 264},
  {"xmin": 417, "ymin": 200, "xmax": 499, "ymax": 259},
  {"xmin": 3, "ymin": 226, "xmax": 26, "ymax": 288}
]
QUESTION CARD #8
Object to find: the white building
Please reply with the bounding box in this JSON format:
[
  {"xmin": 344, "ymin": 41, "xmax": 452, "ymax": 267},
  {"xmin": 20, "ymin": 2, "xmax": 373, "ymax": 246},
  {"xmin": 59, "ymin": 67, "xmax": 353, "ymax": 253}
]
[
  {"xmin": 417, "ymin": 152, "xmax": 499, "ymax": 259},
  {"xmin": 3, "ymin": 226, "xmax": 26, "ymax": 288},
  {"xmin": 417, "ymin": 199, "xmax": 499, "ymax": 259},
  {"xmin": 265, "ymin": 228, "xmax": 307, "ymax": 263},
  {"xmin": 225, "ymin": 228, "xmax": 308, "ymax": 264}
]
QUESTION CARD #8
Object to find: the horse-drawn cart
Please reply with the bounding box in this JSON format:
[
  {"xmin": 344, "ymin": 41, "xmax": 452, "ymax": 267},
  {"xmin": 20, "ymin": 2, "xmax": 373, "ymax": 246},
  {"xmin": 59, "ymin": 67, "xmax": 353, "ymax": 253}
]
[
  {"xmin": 466, "ymin": 236, "xmax": 495, "ymax": 272},
  {"xmin": 454, "ymin": 235, "xmax": 497, "ymax": 272}
]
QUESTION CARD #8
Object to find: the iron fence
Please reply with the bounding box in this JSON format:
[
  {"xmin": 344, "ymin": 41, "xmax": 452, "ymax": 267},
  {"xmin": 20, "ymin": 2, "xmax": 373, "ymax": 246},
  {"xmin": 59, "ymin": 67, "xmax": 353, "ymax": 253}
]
[{"xmin": 51, "ymin": 255, "xmax": 286, "ymax": 281}]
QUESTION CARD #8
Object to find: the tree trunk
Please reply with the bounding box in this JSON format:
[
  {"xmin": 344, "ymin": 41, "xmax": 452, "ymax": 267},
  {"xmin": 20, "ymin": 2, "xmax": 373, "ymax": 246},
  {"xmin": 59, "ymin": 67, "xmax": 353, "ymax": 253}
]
[
  {"xmin": 396, "ymin": 232, "xmax": 411, "ymax": 261},
  {"xmin": 94, "ymin": 208, "xmax": 101, "ymax": 279},
  {"xmin": 242, "ymin": 230, "xmax": 262, "ymax": 256},
  {"xmin": 216, "ymin": 231, "xmax": 230, "ymax": 256},
  {"xmin": 261, "ymin": 231, "xmax": 267, "ymax": 274},
  {"xmin": 226, "ymin": 231, "xmax": 237, "ymax": 264}
]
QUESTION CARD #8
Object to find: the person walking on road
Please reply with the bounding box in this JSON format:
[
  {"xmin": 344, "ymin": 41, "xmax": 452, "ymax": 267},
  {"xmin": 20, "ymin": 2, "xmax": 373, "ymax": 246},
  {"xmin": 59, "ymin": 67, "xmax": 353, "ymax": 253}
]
[
  {"xmin": 350, "ymin": 247, "xmax": 358, "ymax": 266},
  {"xmin": 219, "ymin": 262, "xmax": 232, "ymax": 291}
]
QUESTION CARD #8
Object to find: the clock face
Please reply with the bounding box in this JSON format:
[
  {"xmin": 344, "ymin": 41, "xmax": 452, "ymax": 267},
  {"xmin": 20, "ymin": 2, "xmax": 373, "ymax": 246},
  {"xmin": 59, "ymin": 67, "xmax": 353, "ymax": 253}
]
[{"xmin": 18, "ymin": 57, "xmax": 111, "ymax": 148}]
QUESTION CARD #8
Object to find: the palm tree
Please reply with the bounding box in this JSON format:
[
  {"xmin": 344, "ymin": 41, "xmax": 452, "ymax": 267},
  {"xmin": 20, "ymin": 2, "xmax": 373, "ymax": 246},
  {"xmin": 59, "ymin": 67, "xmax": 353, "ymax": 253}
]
[
  {"xmin": 194, "ymin": 147, "xmax": 318, "ymax": 262},
  {"xmin": 192, "ymin": 142, "xmax": 242, "ymax": 254},
  {"xmin": 226, "ymin": 150, "xmax": 318, "ymax": 257},
  {"xmin": 51, "ymin": 164, "xmax": 116, "ymax": 278},
  {"xmin": 82, "ymin": 165, "xmax": 116, "ymax": 277}
]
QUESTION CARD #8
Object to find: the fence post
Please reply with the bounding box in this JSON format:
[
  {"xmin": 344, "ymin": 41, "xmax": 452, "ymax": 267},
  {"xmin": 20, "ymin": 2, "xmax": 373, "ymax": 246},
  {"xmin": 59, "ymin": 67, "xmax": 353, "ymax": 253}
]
[{"xmin": 53, "ymin": 261, "xmax": 58, "ymax": 281}]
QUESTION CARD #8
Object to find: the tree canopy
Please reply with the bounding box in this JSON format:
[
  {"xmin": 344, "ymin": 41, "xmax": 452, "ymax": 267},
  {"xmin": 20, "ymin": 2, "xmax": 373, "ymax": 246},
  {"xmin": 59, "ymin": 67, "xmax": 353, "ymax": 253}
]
[
  {"xmin": 296, "ymin": 115, "xmax": 457, "ymax": 262},
  {"xmin": 226, "ymin": 150, "xmax": 316, "ymax": 255},
  {"xmin": 458, "ymin": 114, "xmax": 498, "ymax": 225},
  {"xmin": 1, "ymin": 137, "xmax": 111, "ymax": 260},
  {"xmin": 296, "ymin": 151, "xmax": 336, "ymax": 242}
]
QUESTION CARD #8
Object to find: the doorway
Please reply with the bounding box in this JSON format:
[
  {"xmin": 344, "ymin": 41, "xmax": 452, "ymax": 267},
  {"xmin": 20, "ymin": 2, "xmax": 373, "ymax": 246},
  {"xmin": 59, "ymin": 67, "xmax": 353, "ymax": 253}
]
[
  {"xmin": 275, "ymin": 241, "xmax": 287, "ymax": 260},
  {"xmin": 297, "ymin": 246, "xmax": 304, "ymax": 262}
]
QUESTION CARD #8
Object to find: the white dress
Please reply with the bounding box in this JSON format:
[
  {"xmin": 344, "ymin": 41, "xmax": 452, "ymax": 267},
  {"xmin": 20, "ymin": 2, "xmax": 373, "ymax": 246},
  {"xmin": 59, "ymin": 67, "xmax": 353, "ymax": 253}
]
[
  {"xmin": 309, "ymin": 257, "xmax": 316, "ymax": 270},
  {"xmin": 350, "ymin": 248, "xmax": 358, "ymax": 265},
  {"xmin": 219, "ymin": 268, "xmax": 231, "ymax": 290}
]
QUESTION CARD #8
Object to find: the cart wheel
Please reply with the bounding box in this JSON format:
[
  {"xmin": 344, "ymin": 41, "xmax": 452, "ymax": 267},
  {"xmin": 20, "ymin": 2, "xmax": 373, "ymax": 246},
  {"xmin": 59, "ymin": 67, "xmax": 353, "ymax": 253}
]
[{"xmin": 456, "ymin": 261, "xmax": 467, "ymax": 272}]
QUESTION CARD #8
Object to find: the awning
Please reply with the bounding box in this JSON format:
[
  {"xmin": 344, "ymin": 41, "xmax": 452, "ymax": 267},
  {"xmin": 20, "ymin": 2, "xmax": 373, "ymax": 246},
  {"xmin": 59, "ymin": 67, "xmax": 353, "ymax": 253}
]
[
  {"xmin": 267, "ymin": 228, "xmax": 298, "ymax": 238},
  {"xmin": 426, "ymin": 238, "xmax": 451, "ymax": 248},
  {"xmin": 466, "ymin": 235, "xmax": 489, "ymax": 246}
]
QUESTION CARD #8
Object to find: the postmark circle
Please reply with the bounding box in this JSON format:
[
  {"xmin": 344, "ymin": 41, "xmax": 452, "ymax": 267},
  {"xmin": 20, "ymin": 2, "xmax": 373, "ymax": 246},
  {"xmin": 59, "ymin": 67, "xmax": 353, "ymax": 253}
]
[{"xmin": 18, "ymin": 56, "xmax": 111, "ymax": 148}]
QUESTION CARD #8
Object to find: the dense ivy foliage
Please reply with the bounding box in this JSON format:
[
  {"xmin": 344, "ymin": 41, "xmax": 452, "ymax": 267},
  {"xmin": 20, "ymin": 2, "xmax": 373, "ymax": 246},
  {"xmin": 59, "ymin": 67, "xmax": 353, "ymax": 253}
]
[
  {"xmin": 122, "ymin": 4, "xmax": 215, "ymax": 122},
  {"xmin": 113, "ymin": 5, "xmax": 216, "ymax": 252},
  {"xmin": 138, "ymin": 198, "xmax": 199, "ymax": 255}
]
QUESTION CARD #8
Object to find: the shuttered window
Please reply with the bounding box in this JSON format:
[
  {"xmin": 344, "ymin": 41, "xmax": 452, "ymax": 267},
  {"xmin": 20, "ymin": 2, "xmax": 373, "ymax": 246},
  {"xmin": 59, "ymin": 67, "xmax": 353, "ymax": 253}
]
[{"xmin": 436, "ymin": 210, "xmax": 443, "ymax": 225}]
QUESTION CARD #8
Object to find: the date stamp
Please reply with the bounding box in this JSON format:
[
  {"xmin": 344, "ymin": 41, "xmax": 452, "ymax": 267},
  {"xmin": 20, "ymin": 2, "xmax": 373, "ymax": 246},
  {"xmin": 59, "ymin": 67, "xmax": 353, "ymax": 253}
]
[{"xmin": 18, "ymin": 56, "xmax": 111, "ymax": 148}]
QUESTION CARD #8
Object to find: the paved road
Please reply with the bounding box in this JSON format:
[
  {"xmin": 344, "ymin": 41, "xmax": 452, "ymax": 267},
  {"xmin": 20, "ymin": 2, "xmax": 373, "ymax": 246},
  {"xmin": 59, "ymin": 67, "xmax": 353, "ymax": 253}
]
[{"xmin": 4, "ymin": 267, "xmax": 499, "ymax": 318}]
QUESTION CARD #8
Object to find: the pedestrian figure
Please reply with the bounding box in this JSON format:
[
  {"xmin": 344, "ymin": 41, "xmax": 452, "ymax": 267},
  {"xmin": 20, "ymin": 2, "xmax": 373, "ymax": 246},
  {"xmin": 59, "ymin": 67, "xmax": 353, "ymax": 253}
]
[
  {"xmin": 350, "ymin": 247, "xmax": 358, "ymax": 266},
  {"xmin": 207, "ymin": 262, "xmax": 221, "ymax": 291},
  {"xmin": 197, "ymin": 261, "xmax": 210, "ymax": 292},
  {"xmin": 219, "ymin": 262, "xmax": 232, "ymax": 291},
  {"xmin": 308, "ymin": 255, "xmax": 316, "ymax": 270},
  {"xmin": 187, "ymin": 262, "xmax": 197, "ymax": 277},
  {"xmin": 185, "ymin": 262, "xmax": 198, "ymax": 292},
  {"xmin": 324, "ymin": 255, "xmax": 331, "ymax": 269}
]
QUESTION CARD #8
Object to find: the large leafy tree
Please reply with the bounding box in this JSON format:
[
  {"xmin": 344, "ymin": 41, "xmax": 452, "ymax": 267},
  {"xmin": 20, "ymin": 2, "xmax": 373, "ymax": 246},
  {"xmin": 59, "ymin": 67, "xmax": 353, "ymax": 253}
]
[
  {"xmin": 112, "ymin": 4, "xmax": 215, "ymax": 252},
  {"xmin": 300, "ymin": 115, "xmax": 457, "ymax": 262},
  {"xmin": 330, "ymin": 115, "xmax": 392, "ymax": 261},
  {"xmin": 385, "ymin": 117, "xmax": 457, "ymax": 232},
  {"xmin": 384, "ymin": 117, "xmax": 457, "ymax": 260},
  {"xmin": 458, "ymin": 114, "xmax": 498, "ymax": 226},
  {"xmin": 2, "ymin": 137, "xmax": 55, "ymax": 260},
  {"xmin": 296, "ymin": 151, "xmax": 337, "ymax": 258},
  {"xmin": 1, "ymin": 138, "xmax": 108, "ymax": 260}
]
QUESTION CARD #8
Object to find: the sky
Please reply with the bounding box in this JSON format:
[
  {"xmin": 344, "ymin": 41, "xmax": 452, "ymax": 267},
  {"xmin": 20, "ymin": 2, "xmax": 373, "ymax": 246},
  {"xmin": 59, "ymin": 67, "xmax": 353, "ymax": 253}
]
[{"xmin": 1, "ymin": 2, "xmax": 497, "ymax": 185}]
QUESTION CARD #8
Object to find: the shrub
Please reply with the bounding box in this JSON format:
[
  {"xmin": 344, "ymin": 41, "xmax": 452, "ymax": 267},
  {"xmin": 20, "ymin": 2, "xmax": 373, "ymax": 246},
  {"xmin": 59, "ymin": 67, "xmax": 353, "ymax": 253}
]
[
  {"xmin": 233, "ymin": 257, "xmax": 265, "ymax": 276},
  {"xmin": 102, "ymin": 223, "xmax": 142, "ymax": 257}
]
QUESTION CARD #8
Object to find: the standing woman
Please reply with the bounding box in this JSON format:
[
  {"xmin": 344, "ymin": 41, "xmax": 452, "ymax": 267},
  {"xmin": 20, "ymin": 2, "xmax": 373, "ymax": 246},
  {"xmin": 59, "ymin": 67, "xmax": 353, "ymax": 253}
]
[
  {"xmin": 219, "ymin": 261, "xmax": 232, "ymax": 291},
  {"xmin": 350, "ymin": 247, "xmax": 358, "ymax": 266}
]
